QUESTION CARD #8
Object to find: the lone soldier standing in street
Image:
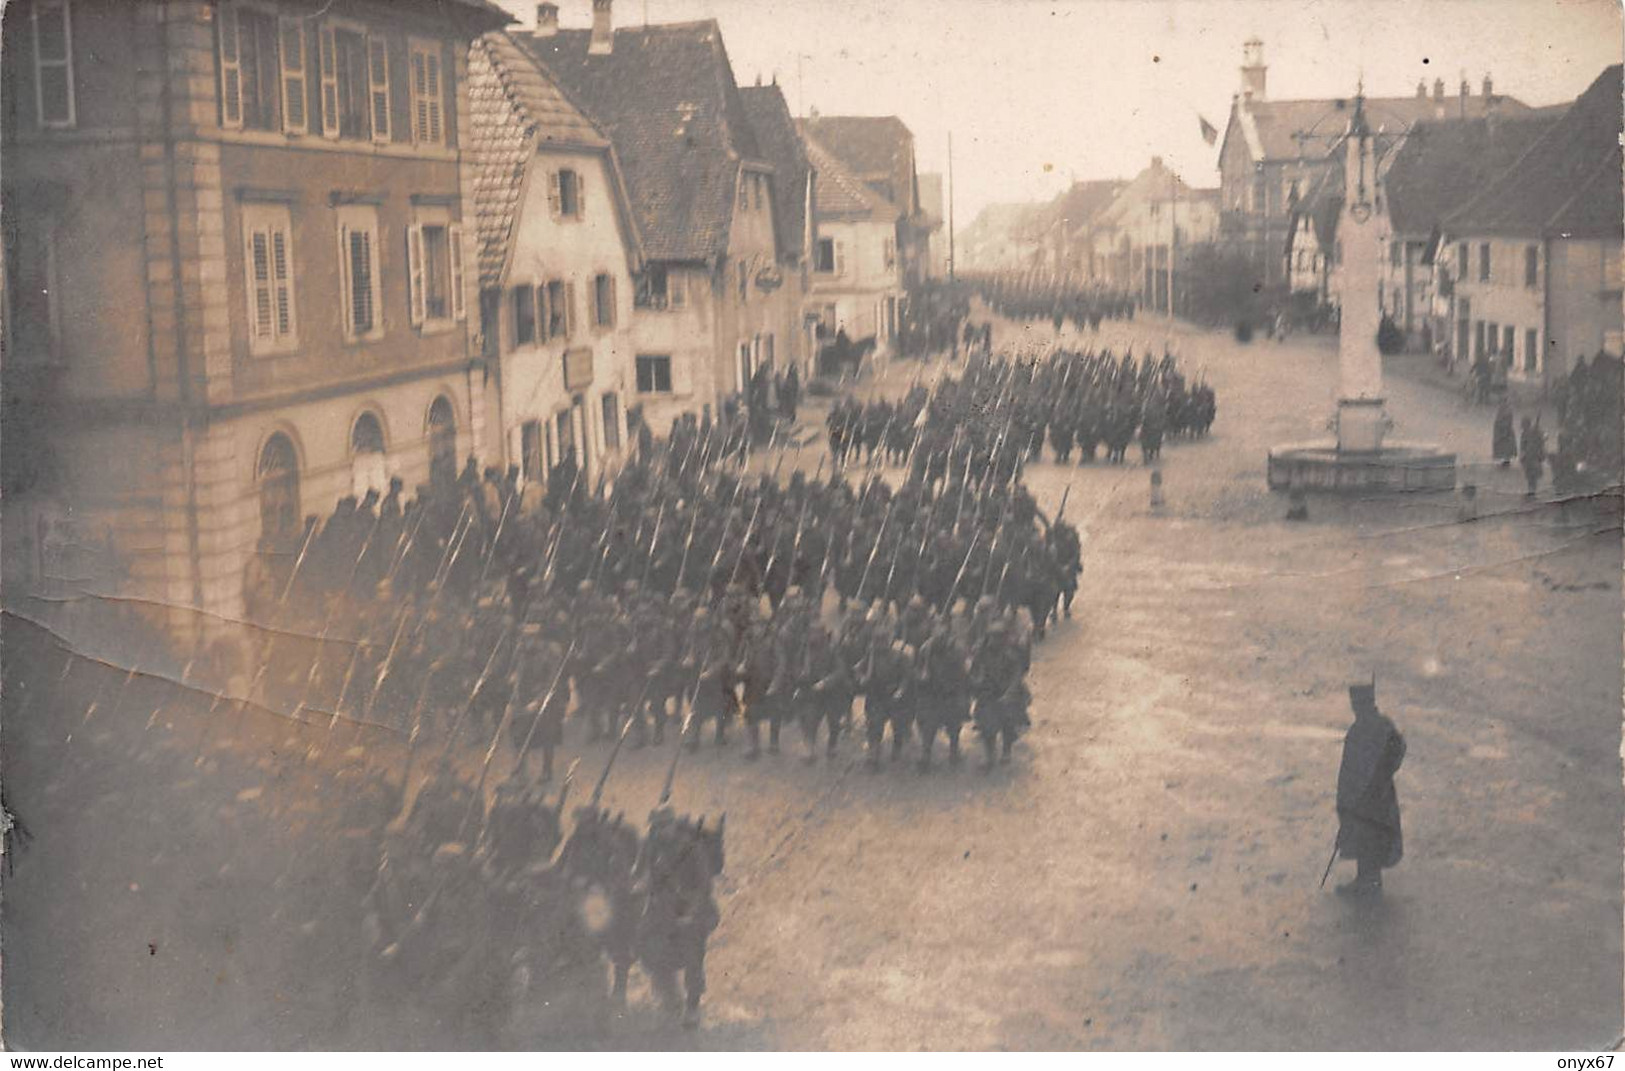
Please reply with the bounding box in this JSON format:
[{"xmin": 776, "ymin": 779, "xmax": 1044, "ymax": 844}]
[{"xmin": 1333, "ymin": 680, "xmax": 1407, "ymax": 897}]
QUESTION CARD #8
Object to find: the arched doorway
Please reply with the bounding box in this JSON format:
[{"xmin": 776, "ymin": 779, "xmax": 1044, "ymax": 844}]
[
  {"xmin": 257, "ymin": 432, "xmax": 301, "ymax": 543},
  {"xmin": 350, "ymin": 411, "xmax": 388, "ymax": 497},
  {"xmin": 427, "ymin": 396, "xmax": 456, "ymax": 488}
]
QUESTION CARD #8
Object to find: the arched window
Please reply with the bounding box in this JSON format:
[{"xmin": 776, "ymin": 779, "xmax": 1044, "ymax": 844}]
[
  {"xmin": 427, "ymin": 395, "xmax": 456, "ymax": 488},
  {"xmin": 258, "ymin": 433, "xmax": 300, "ymax": 542},
  {"xmin": 351, "ymin": 411, "xmax": 387, "ymax": 496}
]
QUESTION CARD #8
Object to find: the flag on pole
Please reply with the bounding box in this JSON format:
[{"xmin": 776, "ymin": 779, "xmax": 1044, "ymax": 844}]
[{"xmin": 1198, "ymin": 115, "xmax": 1219, "ymax": 146}]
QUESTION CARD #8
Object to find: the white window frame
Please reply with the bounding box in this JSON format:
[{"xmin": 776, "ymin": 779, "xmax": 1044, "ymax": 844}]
[
  {"xmin": 32, "ymin": 0, "xmax": 76, "ymax": 129},
  {"xmin": 242, "ymin": 203, "xmax": 298, "ymax": 355},
  {"xmin": 336, "ymin": 204, "xmax": 383, "ymax": 343},
  {"xmin": 406, "ymin": 208, "xmax": 464, "ymax": 330},
  {"xmin": 408, "ymin": 38, "xmax": 443, "ymax": 147}
]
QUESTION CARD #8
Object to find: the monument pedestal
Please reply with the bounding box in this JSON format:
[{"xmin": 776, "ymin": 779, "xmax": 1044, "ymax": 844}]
[{"xmin": 1263, "ymin": 91, "xmax": 1456, "ymax": 497}]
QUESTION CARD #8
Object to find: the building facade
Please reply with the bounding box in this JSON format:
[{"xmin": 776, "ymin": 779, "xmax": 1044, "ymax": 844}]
[
  {"xmin": 2, "ymin": 0, "xmax": 508, "ymax": 641},
  {"xmin": 521, "ymin": 8, "xmax": 798, "ymax": 424},
  {"xmin": 468, "ymin": 30, "xmax": 640, "ymax": 498}
]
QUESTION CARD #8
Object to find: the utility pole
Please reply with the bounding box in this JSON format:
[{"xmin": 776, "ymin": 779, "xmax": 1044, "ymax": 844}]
[{"xmin": 1168, "ymin": 168, "xmax": 1177, "ymax": 319}]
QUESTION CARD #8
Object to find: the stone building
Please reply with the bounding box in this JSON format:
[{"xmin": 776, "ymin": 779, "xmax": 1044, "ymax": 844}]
[{"xmin": 1, "ymin": 0, "xmax": 509, "ymax": 643}]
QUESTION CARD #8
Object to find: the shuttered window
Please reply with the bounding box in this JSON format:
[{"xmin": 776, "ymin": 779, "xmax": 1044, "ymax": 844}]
[
  {"xmin": 409, "ymin": 40, "xmax": 443, "ymax": 146},
  {"xmin": 337, "ymin": 205, "xmax": 382, "ymax": 341},
  {"xmin": 32, "ymin": 0, "xmax": 75, "ymax": 128},
  {"xmin": 243, "ymin": 204, "xmax": 297, "ymax": 352},
  {"xmin": 405, "ymin": 218, "xmax": 464, "ymax": 328}
]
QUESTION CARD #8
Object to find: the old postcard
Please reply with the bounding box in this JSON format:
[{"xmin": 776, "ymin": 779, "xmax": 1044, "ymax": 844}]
[{"xmin": 1, "ymin": 0, "xmax": 1620, "ymax": 1053}]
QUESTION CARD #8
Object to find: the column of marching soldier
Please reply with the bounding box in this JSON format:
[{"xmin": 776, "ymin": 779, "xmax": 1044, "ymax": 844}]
[{"xmin": 78, "ymin": 328, "xmax": 1214, "ymax": 1038}]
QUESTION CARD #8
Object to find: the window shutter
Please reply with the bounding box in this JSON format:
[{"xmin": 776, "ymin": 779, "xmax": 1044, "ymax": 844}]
[
  {"xmin": 547, "ymin": 171, "xmax": 562, "ymax": 219},
  {"xmin": 425, "ymin": 49, "xmax": 443, "ymax": 144},
  {"xmin": 536, "ymin": 284, "xmax": 549, "ymax": 342},
  {"xmin": 608, "ymin": 275, "xmax": 617, "ymax": 327},
  {"xmin": 407, "ymin": 224, "xmax": 426, "ymax": 326},
  {"xmin": 337, "ymin": 222, "xmax": 353, "ymax": 337},
  {"xmin": 279, "ymin": 17, "xmax": 307, "ymax": 134},
  {"xmin": 271, "ymin": 226, "xmax": 295, "ymax": 339},
  {"xmin": 218, "ymin": 4, "xmax": 243, "ymax": 128},
  {"xmin": 565, "ymin": 281, "xmax": 576, "ymax": 338},
  {"xmin": 367, "ymin": 35, "xmax": 390, "ymax": 142},
  {"xmin": 835, "ymin": 240, "xmax": 846, "ymax": 276},
  {"xmin": 248, "ymin": 228, "xmax": 273, "ymax": 339},
  {"xmin": 575, "ymin": 173, "xmax": 586, "ymax": 217},
  {"xmin": 318, "ymin": 24, "xmax": 339, "ymax": 138},
  {"xmin": 448, "ymin": 222, "xmax": 465, "ymax": 320},
  {"xmin": 33, "ymin": 0, "xmax": 76, "ymax": 128}
]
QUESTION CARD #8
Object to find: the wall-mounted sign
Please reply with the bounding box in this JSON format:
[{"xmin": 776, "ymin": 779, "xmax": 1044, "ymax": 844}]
[{"xmin": 563, "ymin": 347, "xmax": 594, "ymax": 391}]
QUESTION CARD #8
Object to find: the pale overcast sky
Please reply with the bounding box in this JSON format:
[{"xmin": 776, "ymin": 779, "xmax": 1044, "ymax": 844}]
[{"xmin": 496, "ymin": 0, "xmax": 1622, "ymax": 227}]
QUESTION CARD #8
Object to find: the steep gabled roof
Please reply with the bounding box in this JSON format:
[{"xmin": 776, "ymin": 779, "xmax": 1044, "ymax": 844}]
[
  {"xmin": 1446, "ymin": 65, "xmax": 1623, "ymax": 239},
  {"xmin": 798, "ymin": 114, "xmax": 918, "ymax": 215},
  {"xmin": 1381, "ymin": 108, "xmax": 1566, "ymax": 237},
  {"xmin": 799, "ymin": 126, "xmax": 900, "ymax": 223},
  {"xmin": 1231, "ymin": 90, "xmax": 1533, "ymax": 164},
  {"xmin": 468, "ymin": 33, "xmax": 612, "ymax": 287},
  {"xmin": 520, "ymin": 21, "xmax": 767, "ymax": 263},
  {"xmin": 741, "ymin": 84, "xmax": 812, "ymax": 260}
]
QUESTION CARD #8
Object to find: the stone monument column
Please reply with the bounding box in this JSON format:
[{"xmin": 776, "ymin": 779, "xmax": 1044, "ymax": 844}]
[{"xmin": 1336, "ymin": 97, "xmax": 1387, "ymax": 453}]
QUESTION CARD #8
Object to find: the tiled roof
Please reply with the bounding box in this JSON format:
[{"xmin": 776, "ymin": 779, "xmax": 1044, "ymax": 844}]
[
  {"xmin": 1446, "ymin": 65, "xmax": 1623, "ymax": 239},
  {"xmin": 798, "ymin": 115, "xmax": 917, "ymax": 214},
  {"xmin": 741, "ymin": 84, "xmax": 811, "ymax": 259},
  {"xmin": 520, "ymin": 22, "xmax": 766, "ymax": 263},
  {"xmin": 468, "ymin": 33, "xmax": 610, "ymax": 286},
  {"xmin": 1382, "ymin": 109, "xmax": 1565, "ymax": 237},
  {"xmin": 799, "ymin": 126, "xmax": 900, "ymax": 223},
  {"xmin": 1031, "ymin": 179, "xmax": 1127, "ymax": 236},
  {"xmin": 1237, "ymin": 91, "xmax": 1532, "ymax": 163}
]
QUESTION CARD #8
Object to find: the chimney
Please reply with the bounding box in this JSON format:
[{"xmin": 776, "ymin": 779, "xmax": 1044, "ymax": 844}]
[
  {"xmin": 1433, "ymin": 78, "xmax": 1445, "ymax": 102},
  {"xmin": 1240, "ymin": 37, "xmax": 1267, "ymax": 101},
  {"xmin": 534, "ymin": 2, "xmax": 559, "ymax": 36},
  {"xmin": 1416, "ymin": 80, "xmax": 1427, "ymax": 99},
  {"xmin": 1481, "ymin": 73, "xmax": 1493, "ymax": 98},
  {"xmin": 589, "ymin": 0, "xmax": 613, "ymax": 55}
]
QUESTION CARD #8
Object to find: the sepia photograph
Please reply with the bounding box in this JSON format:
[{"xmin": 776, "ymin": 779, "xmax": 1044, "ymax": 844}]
[{"xmin": 0, "ymin": 0, "xmax": 1620, "ymax": 1054}]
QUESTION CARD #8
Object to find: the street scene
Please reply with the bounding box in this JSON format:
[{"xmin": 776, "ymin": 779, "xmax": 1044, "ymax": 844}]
[{"xmin": 1, "ymin": 0, "xmax": 1621, "ymax": 1054}]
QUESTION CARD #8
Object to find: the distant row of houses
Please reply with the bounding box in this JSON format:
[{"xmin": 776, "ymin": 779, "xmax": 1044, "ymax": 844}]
[
  {"xmin": 0, "ymin": 0, "xmax": 938, "ymax": 636},
  {"xmin": 957, "ymin": 158, "xmax": 1221, "ymax": 311},
  {"xmin": 1221, "ymin": 39, "xmax": 1621, "ymax": 386}
]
